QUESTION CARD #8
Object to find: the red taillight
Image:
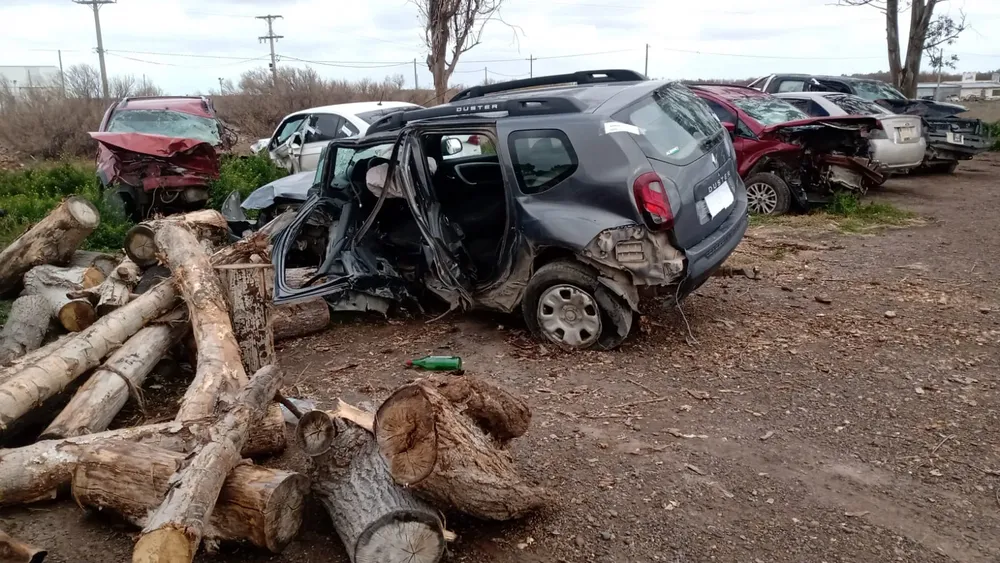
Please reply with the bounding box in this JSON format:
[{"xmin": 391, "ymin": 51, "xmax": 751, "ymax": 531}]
[
  {"xmin": 467, "ymin": 135, "xmax": 480, "ymax": 145},
  {"xmin": 632, "ymin": 172, "xmax": 674, "ymax": 230}
]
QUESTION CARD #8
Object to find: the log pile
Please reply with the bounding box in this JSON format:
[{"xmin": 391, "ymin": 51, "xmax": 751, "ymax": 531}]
[{"xmin": 0, "ymin": 201, "xmax": 544, "ymax": 562}]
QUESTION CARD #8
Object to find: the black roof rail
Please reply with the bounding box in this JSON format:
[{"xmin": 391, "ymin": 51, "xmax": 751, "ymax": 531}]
[
  {"xmin": 449, "ymin": 69, "xmax": 647, "ymax": 102},
  {"xmin": 365, "ymin": 96, "xmax": 585, "ymax": 135}
]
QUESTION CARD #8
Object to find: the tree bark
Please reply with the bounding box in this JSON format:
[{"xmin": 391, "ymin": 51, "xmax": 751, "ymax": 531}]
[
  {"xmin": 418, "ymin": 374, "xmax": 531, "ymax": 442},
  {"xmin": 96, "ymin": 257, "xmax": 142, "ymax": 316},
  {"xmin": 0, "ymin": 412, "xmax": 285, "ymax": 507},
  {"xmin": 885, "ymin": 0, "xmax": 902, "ymax": 87},
  {"xmin": 0, "ymin": 282, "xmax": 178, "ymax": 432},
  {"xmin": 0, "ymin": 336, "xmax": 67, "ymax": 380},
  {"xmin": 0, "ymin": 196, "xmax": 100, "ymax": 297},
  {"xmin": 41, "ymin": 316, "xmax": 189, "ymax": 439},
  {"xmin": 375, "ymin": 379, "xmax": 546, "ymax": 521},
  {"xmin": 216, "ymin": 264, "xmax": 274, "ymax": 374},
  {"xmin": 22, "ymin": 265, "xmax": 105, "ymax": 332},
  {"xmin": 0, "ymin": 529, "xmax": 45, "ymax": 563},
  {"xmin": 133, "ymin": 365, "xmax": 285, "ymax": 563},
  {"xmin": 72, "ymin": 441, "xmax": 307, "ymax": 553},
  {"xmin": 272, "ymin": 299, "xmax": 330, "ymax": 342},
  {"xmin": 152, "ymin": 222, "xmax": 247, "ymax": 423},
  {"xmin": 303, "ymin": 411, "xmax": 447, "ymax": 563},
  {"xmin": 0, "ymin": 295, "xmax": 51, "ymax": 366},
  {"xmin": 125, "ymin": 210, "xmax": 230, "ymax": 268},
  {"xmin": 69, "ymin": 250, "xmax": 118, "ymax": 278}
]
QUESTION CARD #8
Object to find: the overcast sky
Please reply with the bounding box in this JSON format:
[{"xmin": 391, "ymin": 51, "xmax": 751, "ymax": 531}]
[{"xmin": 3, "ymin": 0, "xmax": 1000, "ymax": 94}]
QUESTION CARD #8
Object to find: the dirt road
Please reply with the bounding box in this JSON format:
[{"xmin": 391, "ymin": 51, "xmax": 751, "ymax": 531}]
[{"xmin": 5, "ymin": 155, "xmax": 999, "ymax": 562}]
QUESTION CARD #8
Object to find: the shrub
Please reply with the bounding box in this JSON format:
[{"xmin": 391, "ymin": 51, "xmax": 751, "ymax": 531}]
[
  {"xmin": 208, "ymin": 153, "xmax": 288, "ymax": 210},
  {"xmin": 987, "ymin": 121, "xmax": 1000, "ymax": 151}
]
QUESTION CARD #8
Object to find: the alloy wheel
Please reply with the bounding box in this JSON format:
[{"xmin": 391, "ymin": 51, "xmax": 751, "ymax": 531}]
[{"xmin": 746, "ymin": 182, "xmax": 779, "ymax": 215}]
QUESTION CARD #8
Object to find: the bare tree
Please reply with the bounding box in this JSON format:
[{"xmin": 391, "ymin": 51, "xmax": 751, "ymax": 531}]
[
  {"xmin": 110, "ymin": 74, "xmax": 136, "ymax": 98},
  {"xmin": 65, "ymin": 64, "xmax": 102, "ymax": 100},
  {"xmin": 415, "ymin": 0, "xmax": 506, "ymax": 103},
  {"xmin": 840, "ymin": 0, "xmax": 966, "ymax": 97}
]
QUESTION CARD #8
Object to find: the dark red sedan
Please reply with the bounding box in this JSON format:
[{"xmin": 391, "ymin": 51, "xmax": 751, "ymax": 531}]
[{"xmin": 688, "ymin": 84, "xmax": 883, "ymax": 215}]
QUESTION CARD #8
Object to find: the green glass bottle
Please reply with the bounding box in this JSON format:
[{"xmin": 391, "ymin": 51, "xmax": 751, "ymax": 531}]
[{"xmin": 405, "ymin": 355, "xmax": 462, "ymax": 371}]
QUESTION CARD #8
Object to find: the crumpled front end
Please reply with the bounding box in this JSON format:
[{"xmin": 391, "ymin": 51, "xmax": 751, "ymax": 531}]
[{"xmin": 90, "ymin": 132, "xmax": 220, "ymax": 191}]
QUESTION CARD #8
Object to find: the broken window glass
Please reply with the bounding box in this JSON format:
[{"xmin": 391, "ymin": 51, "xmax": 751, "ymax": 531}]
[
  {"xmin": 106, "ymin": 110, "xmax": 221, "ymax": 145},
  {"xmin": 823, "ymin": 94, "xmax": 888, "ymax": 116},
  {"xmin": 509, "ymin": 130, "xmax": 578, "ymax": 195},
  {"xmin": 732, "ymin": 96, "xmax": 809, "ymax": 126},
  {"xmin": 852, "ymin": 80, "xmax": 906, "ymax": 101},
  {"xmin": 619, "ymin": 83, "xmax": 723, "ymax": 165}
]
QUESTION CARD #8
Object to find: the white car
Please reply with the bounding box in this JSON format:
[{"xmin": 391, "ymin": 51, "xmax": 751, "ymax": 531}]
[
  {"xmin": 775, "ymin": 91, "xmax": 927, "ymax": 174},
  {"xmin": 253, "ymin": 101, "xmax": 421, "ymax": 173}
]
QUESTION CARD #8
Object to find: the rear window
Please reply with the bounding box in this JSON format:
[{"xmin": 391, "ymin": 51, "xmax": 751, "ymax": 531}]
[
  {"xmin": 508, "ymin": 130, "xmax": 578, "ymax": 195},
  {"xmin": 357, "ymin": 106, "xmax": 418, "ymax": 125},
  {"xmin": 823, "ymin": 93, "xmax": 888, "ymax": 116},
  {"xmin": 618, "ymin": 83, "xmax": 723, "ymax": 165},
  {"xmin": 732, "ymin": 95, "xmax": 809, "ymax": 126}
]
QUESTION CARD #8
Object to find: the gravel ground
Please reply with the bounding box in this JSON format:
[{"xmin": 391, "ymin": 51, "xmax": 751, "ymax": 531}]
[{"xmin": 4, "ymin": 154, "xmax": 999, "ymax": 563}]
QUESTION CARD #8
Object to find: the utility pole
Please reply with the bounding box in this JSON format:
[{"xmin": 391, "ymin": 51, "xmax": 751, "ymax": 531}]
[
  {"xmin": 218, "ymin": 77, "xmax": 225, "ymax": 93},
  {"xmin": 58, "ymin": 49, "xmax": 66, "ymax": 97},
  {"xmin": 644, "ymin": 43, "xmax": 649, "ymax": 77},
  {"xmin": 529, "ymin": 54, "xmax": 534, "ymax": 78},
  {"xmin": 484, "ymin": 67, "xmax": 488, "ymax": 84},
  {"xmin": 73, "ymin": 0, "xmax": 115, "ymax": 100},
  {"xmin": 256, "ymin": 14, "xmax": 283, "ymax": 86},
  {"xmin": 413, "ymin": 58, "xmax": 419, "ymax": 89}
]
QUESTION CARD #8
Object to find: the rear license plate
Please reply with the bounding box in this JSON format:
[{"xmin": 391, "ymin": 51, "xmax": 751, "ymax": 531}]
[
  {"xmin": 946, "ymin": 132, "xmax": 965, "ymax": 145},
  {"xmin": 897, "ymin": 126, "xmax": 916, "ymax": 142},
  {"xmin": 704, "ymin": 180, "xmax": 734, "ymax": 218}
]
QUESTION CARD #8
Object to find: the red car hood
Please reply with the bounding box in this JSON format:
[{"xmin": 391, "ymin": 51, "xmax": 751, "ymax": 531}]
[
  {"xmin": 90, "ymin": 132, "xmax": 220, "ymax": 192},
  {"xmin": 760, "ymin": 115, "xmax": 879, "ymax": 136}
]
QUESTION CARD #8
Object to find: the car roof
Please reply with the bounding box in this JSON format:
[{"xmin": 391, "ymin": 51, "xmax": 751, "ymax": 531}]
[
  {"xmin": 115, "ymin": 96, "xmax": 213, "ymax": 118},
  {"xmin": 287, "ymin": 101, "xmax": 419, "ymax": 119},
  {"xmin": 449, "ymin": 80, "xmax": 652, "ymax": 114},
  {"xmin": 688, "ymin": 84, "xmax": 771, "ymax": 100}
]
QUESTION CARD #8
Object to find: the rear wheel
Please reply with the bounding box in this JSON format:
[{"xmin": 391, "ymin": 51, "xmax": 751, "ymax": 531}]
[
  {"xmin": 522, "ymin": 260, "xmax": 633, "ymax": 351},
  {"xmin": 744, "ymin": 172, "xmax": 792, "ymax": 215}
]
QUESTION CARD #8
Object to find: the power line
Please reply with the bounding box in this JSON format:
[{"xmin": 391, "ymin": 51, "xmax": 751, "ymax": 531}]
[
  {"xmin": 654, "ymin": 45, "xmax": 881, "ymax": 60},
  {"xmin": 105, "ymin": 49, "xmax": 262, "ymax": 60},
  {"xmin": 106, "ymin": 52, "xmax": 268, "ymax": 68},
  {"xmin": 279, "ymin": 55, "xmax": 413, "ymax": 69}
]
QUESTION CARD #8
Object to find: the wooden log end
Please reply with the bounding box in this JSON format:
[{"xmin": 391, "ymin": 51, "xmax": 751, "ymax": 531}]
[
  {"xmin": 256, "ymin": 471, "xmax": 309, "ymax": 553},
  {"xmin": 375, "ymin": 385, "xmax": 438, "ymax": 486},
  {"xmin": 132, "ymin": 526, "xmax": 194, "ymax": 563},
  {"xmin": 295, "ymin": 410, "xmax": 337, "ymax": 457},
  {"xmin": 0, "ymin": 529, "xmax": 47, "ymax": 563},
  {"xmin": 66, "ymin": 197, "xmax": 101, "ymax": 230},
  {"xmin": 354, "ymin": 510, "xmax": 446, "ymax": 563},
  {"xmin": 80, "ymin": 267, "xmax": 106, "ymax": 289},
  {"xmin": 124, "ymin": 225, "xmax": 159, "ymax": 268},
  {"xmin": 57, "ymin": 300, "xmax": 97, "ymax": 332}
]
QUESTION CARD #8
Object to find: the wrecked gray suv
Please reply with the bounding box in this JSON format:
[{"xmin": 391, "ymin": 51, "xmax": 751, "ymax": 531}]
[{"xmin": 271, "ymin": 70, "xmax": 749, "ymax": 350}]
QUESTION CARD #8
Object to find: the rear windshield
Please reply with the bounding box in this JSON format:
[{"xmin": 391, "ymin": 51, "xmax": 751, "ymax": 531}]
[
  {"xmin": 619, "ymin": 83, "xmax": 723, "ymax": 165},
  {"xmin": 107, "ymin": 109, "xmax": 221, "ymax": 145},
  {"xmin": 356, "ymin": 106, "xmax": 418, "ymax": 125},
  {"xmin": 852, "ymin": 80, "xmax": 906, "ymax": 101},
  {"xmin": 732, "ymin": 95, "xmax": 808, "ymax": 126},
  {"xmin": 823, "ymin": 93, "xmax": 888, "ymax": 116}
]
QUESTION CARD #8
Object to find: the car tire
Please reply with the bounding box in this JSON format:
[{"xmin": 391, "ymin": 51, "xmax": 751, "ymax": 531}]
[
  {"xmin": 522, "ymin": 260, "xmax": 633, "ymax": 351},
  {"xmin": 744, "ymin": 172, "xmax": 792, "ymax": 215}
]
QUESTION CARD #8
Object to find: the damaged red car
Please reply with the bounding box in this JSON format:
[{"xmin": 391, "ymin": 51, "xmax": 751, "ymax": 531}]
[
  {"xmin": 91, "ymin": 96, "xmax": 233, "ymax": 220},
  {"xmin": 689, "ymin": 84, "xmax": 883, "ymax": 215}
]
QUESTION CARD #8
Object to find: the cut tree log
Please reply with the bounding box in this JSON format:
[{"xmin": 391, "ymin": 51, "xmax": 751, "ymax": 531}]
[
  {"xmin": 0, "ymin": 529, "xmax": 46, "ymax": 562},
  {"xmin": 126, "ymin": 209, "xmax": 230, "ymax": 268},
  {"xmin": 0, "ymin": 336, "xmax": 67, "ymax": 379},
  {"xmin": 69, "ymin": 250, "xmax": 118, "ymax": 278},
  {"xmin": 152, "ymin": 221, "xmax": 247, "ymax": 423},
  {"xmin": 96, "ymin": 257, "xmax": 142, "ymax": 316},
  {"xmin": 0, "ymin": 238, "xmax": 264, "ymax": 432},
  {"xmin": 22, "ymin": 265, "xmax": 105, "ymax": 332},
  {"xmin": 72, "ymin": 440, "xmax": 307, "ymax": 553},
  {"xmin": 0, "ymin": 196, "xmax": 100, "ymax": 297},
  {"xmin": 133, "ymin": 364, "xmax": 285, "ymax": 563},
  {"xmin": 302, "ymin": 410, "xmax": 447, "ymax": 563},
  {"xmin": 375, "ymin": 379, "xmax": 546, "ymax": 521},
  {"xmin": 216, "ymin": 263, "xmax": 274, "ymax": 373},
  {"xmin": 41, "ymin": 315, "xmax": 189, "ymax": 439},
  {"xmin": 0, "ymin": 405, "xmax": 286, "ymax": 507},
  {"xmin": 417, "ymin": 374, "xmax": 532, "ymax": 442},
  {"xmin": 273, "ymin": 298, "xmax": 330, "ymax": 342},
  {"xmin": 0, "ymin": 295, "xmax": 51, "ymax": 366}
]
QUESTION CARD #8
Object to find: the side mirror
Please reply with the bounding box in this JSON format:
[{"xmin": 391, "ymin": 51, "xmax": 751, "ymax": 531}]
[
  {"xmin": 442, "ymin": 137, "xmax": 464, "ymax": 156},
  {"xmin": 721, "ymin": 121, "xmax": 736, "ymax": 134}
]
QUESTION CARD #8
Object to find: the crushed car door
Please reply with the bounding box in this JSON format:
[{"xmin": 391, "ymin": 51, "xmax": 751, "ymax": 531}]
[
  {"xmin": 396, "ymin": 131, "xmax": 475, "ymax": 309},
  {"xmin": 269, "ymin": 115, "xmax": 308, "ymax": 172}
]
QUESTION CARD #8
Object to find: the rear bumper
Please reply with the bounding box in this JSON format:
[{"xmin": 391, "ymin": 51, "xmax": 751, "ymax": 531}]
[
  {"xmin": 677, "ymin": 186, "xmax": 749, "ymax": 299},
  {"xmin": 872, "ymin": 138, "xmax": 926, "ymax": 171}
]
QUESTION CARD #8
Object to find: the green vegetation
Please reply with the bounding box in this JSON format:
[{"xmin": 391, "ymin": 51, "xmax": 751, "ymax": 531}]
[
  {"xmin": 823, "ymin": 192, "xmax": 914, "ymax": 232},
  {"xmin": 208, "ymin": 154, "xmax": 288, "ymax": 210},
  {"xmin": 987, "ymin": 121, "xmax": 1000, "ymax": 151},
  {"xmin": 0, "ymin": 154, "xmax": 284, "ymax": 253},
  {"xmin": 0, "ymin": 162, "xmax": 132, "ymax": 251}
]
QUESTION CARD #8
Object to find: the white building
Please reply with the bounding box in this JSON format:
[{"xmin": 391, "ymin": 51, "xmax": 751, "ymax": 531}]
[
  {"xmin": 918, "ymin": 72, "xmax": 1000, "ymax": 101},
  {"xmin": 0, "ymin": 66, "xmax": 61, "ymax": 94}
]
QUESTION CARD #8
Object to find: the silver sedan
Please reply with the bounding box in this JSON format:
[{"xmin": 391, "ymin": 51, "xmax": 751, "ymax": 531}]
[{"xmin": 775, "ymin": 91, "xmax": 926, "ymax": 174}]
